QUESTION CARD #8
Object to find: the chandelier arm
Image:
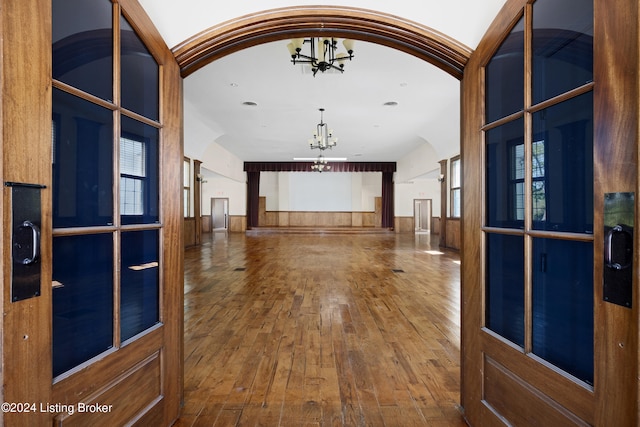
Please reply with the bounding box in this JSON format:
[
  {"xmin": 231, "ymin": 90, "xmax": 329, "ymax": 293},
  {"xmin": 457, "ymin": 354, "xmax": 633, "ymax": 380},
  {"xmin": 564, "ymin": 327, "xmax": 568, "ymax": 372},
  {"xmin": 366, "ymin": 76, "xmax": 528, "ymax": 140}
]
[
  {"xmin": 293, "ymin": 54, "xmax": 317, "ymax": 62},
  {"xmin": 325, "ymin": 63, "xmax": 345, "ymax": 73}
]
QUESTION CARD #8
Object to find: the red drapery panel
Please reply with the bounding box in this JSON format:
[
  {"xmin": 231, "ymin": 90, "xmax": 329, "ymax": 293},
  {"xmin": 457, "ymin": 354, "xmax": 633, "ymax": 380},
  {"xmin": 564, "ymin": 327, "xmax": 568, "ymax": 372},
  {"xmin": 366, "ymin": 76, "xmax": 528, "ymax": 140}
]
[
  {"xmin": 246, "ymin": 171, "xmax": 260, "ymax": 228},
  {"xmin": 381, "ymin": 171, "xmax": 394, "ymax": 228}
]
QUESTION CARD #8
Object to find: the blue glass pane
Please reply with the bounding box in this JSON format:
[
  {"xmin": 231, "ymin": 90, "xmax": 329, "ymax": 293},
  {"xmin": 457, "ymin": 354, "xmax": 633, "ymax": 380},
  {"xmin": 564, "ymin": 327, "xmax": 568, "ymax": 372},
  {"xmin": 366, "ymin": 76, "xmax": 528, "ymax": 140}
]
[
  {"xmin": 486, "ymin": 233, "xmax": 525, "ymax": 347},
  {"xmin": 121, "ymin": 230, "xmax": 160, "ymax": 341},
  {"xmin": 485, "ymin": 16, "xmax": 524, "ymax": 123},
  {"xmin": 532, "ymin": 0, "xmax": 593, "ymax": 104},
  {"xmin": 53, "ymin": 234, "xmax": 114, "ymax": 377},
  {"xmin": 52, "ymin": 88, "xmax": 114, "ymax": 228},
  {"xmin": 486, "ymin": 118, "xmax": 525, "ymax": 229},
  {"xmin": 531, "ymin": 92, "xmax": 593, "ymax": 233},
  {"xmin": 121, "ymin": 15, "xmax": 159, "ymax": 121},
  {"xmin": 532, "ymin": 238, "xmax": 593, "ymax": 384},
  {"xmin": 120, "ymin": 116, "xmax": 159, "ymax": 225},
  {"xmin": 52, "ymin": 0, "xmax": 113, "ymax": 101}
]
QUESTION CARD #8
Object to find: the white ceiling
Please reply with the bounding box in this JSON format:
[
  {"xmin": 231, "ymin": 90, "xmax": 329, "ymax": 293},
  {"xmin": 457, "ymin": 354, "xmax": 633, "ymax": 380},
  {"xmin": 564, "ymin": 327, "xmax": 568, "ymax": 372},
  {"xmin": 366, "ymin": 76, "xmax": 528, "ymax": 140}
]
[{"xmin": 138, "ymin": 1, "xmax": 507, "ymax": 167}]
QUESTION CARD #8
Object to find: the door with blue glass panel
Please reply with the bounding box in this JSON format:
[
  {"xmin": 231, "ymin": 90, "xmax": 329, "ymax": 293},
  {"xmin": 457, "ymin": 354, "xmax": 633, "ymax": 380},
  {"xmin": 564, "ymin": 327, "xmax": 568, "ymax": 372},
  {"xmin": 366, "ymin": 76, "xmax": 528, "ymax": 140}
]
[
  {"xmin": 478, "ymin": 0, "xmax": 600, "ymax": 424},
  {"xmin": 50, "ymin": 0, "xmax": 169, "ymax": 424}
]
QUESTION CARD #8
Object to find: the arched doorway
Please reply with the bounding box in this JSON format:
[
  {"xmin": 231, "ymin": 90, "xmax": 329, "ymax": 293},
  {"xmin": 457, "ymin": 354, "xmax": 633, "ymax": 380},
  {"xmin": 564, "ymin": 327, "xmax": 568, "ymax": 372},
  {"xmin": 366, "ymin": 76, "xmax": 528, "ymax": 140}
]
[
  {"xmin": 173, "ymin": 3, "xmax": 640, "ymax": 425},
  {"xmin": 171, "ymin": 6, "xmax": 472, "ymax": 79},
  {"xmin": 173, "ymin": 3, "xmax": 470, "ymax": 422}
]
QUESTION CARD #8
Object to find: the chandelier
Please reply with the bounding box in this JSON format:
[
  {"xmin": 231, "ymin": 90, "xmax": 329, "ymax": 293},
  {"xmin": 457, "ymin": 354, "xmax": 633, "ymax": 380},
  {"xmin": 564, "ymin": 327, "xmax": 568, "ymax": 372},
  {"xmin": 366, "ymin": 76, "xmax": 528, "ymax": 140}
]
[
  {"xmin": 287, "ymin": 37, "xmax": 355, "ymax": 76},
  {"xmin": 309, "ymin": 108, "xmax": 337, "ymax": 151},
  {"xmin": 311, "ymin": 154, "xmax": 331, "ymax": 172}
]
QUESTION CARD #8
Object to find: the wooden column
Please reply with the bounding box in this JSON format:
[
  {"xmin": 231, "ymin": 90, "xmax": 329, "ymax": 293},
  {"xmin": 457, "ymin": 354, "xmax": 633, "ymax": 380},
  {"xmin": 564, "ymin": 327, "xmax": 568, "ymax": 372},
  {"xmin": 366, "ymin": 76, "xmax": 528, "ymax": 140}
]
[
  {"xmin": 194, "ymin": 159, "xmax": 202, "ymax": 245},
  {"xmin": 439, "ymin": 159, "xmax": 448, "ymax": 247}
]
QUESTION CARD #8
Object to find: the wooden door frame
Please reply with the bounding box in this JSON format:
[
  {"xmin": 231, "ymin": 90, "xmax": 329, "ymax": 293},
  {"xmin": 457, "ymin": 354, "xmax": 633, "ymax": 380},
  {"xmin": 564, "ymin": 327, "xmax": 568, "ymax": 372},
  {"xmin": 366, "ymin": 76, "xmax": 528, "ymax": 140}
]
[
  {"xmin": 171, "ymin": 6, "xmax": 472, "ymax": 80},
  {"xmin": 6, "ymin": 0, "xmax": 634, "ymax": 425},
  {"xmin": 1, "ymin": 1, "xmax": 53, "ymax": 425},
  {"xmin": 1, "ymin": 0, "xmax": 183, "ymax": 425},
  {"xmin": 461, "ymin": 0, "xmax": 639, "ymax": 425}
]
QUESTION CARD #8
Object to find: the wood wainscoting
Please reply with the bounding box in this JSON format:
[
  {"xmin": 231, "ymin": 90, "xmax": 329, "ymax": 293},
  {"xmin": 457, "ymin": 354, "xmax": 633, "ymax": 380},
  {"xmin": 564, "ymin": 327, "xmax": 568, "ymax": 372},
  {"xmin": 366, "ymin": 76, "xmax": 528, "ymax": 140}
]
[
  {"xmin": 394, "ymin": 216, "xmax": 414, "ymax": 233},
  {"xmin": 229, "ymin": 215, "xmax": 247, "ymax": 232},
  {"xmin": 184, "ymin": 217, "xmax": 196, "ymax": 247},
  {"xmin": 188, "ymin": 216, "xmax": 246, "ymax": 245},
  {"xmin": 444, "ymin": 218, "xmax": 460, "ymax": 250},
  {"xmin": 257, "ymin": 196, "xmax": 382, "ymax": 229},
  {"xmin": 201, "ymin": 214, "xmax": 212, "ymax": 233}
]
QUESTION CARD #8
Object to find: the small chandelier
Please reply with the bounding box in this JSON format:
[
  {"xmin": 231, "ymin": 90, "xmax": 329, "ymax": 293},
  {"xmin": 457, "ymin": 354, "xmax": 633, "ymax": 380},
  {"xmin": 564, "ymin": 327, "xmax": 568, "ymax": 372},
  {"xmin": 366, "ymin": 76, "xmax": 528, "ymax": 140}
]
[
  {"xmin": 287, "ymin": 37, "xmax": 355, "ymax": 77},
  {"xmin": 311, "ymin": 154, "xmax": 331, "ymax": 172},
  {"xmin": 309, "ymin": 108, "xmax": 337, "ymax": 151}
]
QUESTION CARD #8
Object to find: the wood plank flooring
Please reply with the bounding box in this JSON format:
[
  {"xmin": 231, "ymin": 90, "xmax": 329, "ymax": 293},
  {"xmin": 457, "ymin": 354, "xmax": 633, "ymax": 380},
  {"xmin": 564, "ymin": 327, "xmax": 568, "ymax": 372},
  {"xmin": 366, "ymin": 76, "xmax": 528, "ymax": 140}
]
[{"xmin": 174, "ymin": 231, "xmax": 465, "ymax": 426}]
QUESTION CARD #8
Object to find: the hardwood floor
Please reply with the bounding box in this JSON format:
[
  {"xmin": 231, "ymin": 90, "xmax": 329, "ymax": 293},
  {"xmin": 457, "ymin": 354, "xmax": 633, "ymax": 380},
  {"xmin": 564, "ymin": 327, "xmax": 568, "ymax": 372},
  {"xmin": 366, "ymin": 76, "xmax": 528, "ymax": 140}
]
[{"xmin": 174, "ymin": 231, "xmax": 465, "ymax": 426}]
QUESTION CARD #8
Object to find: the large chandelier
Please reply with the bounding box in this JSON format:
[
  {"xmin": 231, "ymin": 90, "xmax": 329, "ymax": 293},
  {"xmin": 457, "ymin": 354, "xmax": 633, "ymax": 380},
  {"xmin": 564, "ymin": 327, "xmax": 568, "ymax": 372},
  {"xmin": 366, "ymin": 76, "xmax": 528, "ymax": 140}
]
[
  {"xmin": 311, "ymin": 154, "xmax": 331, "ymax": 172},
  {"xmin": 309, "ymin": 108, "xmax": 337, "ymax": 151},
  {"xmin": 287, "ymin": 37, "xmax": 355, "ymax": 76}
]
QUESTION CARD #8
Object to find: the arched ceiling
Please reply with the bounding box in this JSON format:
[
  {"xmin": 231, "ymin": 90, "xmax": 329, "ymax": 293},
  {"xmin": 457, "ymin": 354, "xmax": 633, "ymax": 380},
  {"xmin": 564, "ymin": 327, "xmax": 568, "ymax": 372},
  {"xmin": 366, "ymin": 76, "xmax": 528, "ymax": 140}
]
[{"xmin": 137, "ymin": 1, "xmax": 506, "ymax": 169}]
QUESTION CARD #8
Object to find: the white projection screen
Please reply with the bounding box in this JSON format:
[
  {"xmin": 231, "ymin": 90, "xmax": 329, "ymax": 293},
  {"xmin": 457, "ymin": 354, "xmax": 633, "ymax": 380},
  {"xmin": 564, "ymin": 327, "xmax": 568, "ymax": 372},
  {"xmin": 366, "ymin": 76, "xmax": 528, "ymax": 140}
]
[{"xmin": 289, "ymin": 172, "xmax": 352, "ymax": 211}]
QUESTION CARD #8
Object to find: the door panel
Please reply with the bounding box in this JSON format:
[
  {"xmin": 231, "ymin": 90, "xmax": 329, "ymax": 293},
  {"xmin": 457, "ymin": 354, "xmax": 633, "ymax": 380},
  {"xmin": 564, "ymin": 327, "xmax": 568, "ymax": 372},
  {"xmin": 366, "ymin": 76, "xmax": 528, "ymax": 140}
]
[
  {"xmin": 56, "ymin": 353, "xmax": 161, "ymax": 427},
  {"xmin": 1, "ymin": 0, "xmax": 182, "ymax": 425},
  {"xmin": 50, "ymin": 0, "xmax": 182, "ymax": 425},
  {"xmin": 212, "ymin": 198, "xmax": 228, "ymax": 229},
  {"xmin": 414, "ymin": 199, "xmax": 431, "ymax": 232},
  {"xmin": 483, "ymin": 356, "xmax": 589, "ymax": 426},
  {"xmin": 461, "ymin": 0, "xmax": 639, "ymax": 425}
]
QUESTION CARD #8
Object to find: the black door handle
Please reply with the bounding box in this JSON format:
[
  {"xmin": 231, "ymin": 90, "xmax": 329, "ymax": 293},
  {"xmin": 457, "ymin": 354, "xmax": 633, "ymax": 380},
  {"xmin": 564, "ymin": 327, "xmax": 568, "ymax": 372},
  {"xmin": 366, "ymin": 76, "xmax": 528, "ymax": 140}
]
[
  {"xmin": 17, "ymin": 220, "xmax": 40, "ymax": 265},
  {"xmin": 604, "ymin": 224, "xmax": 633, "ymax": 270}
]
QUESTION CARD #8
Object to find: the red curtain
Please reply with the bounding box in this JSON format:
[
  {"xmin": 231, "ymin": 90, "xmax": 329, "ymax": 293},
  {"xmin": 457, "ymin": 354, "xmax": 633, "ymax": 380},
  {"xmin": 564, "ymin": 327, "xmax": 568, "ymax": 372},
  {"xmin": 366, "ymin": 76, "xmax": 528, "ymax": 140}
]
[
  {"xmin": 381, "ymin": 171, "xmax": 394, "ymax": 228},
  {"xmin": 246, "ymin": 171, "xmax": 260, "ymax": 228}
]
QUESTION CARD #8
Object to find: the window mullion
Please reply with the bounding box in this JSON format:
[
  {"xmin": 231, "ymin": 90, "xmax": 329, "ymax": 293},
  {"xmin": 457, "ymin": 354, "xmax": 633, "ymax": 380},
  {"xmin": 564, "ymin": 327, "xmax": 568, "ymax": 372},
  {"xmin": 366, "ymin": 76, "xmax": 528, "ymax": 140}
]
[
  {"xmin": 113, "ymin": 1, "xmax": 122, "ymax": 349},
  {"xmin": 523, "ymin": 2, "xmax": 534, "ymax": 355}
]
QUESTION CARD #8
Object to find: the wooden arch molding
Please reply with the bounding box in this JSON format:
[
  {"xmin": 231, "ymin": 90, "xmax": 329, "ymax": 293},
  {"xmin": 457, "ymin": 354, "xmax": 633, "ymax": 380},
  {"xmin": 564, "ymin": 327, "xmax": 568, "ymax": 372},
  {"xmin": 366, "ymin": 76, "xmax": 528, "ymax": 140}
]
[{"xmin": 172, "ymin": 6, "xmax": 473, "ymax": 79}]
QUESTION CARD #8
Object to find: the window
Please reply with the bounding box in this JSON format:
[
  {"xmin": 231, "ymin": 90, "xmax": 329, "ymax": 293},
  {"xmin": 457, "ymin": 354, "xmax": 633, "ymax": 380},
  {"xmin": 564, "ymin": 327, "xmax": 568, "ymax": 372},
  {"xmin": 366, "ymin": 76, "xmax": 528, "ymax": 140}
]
[
  {"xmin": 510, "ymin": 140, "xmax": 545, "ymax": 221},
  {"xmin": 184, "ymin": 157, "xmax": 190, "ymax": 217},
  {"xmin": 531, "ymin": 140, "xmax": 546, "ymax": 221},
  {"xmin": 120, "ymin": 136, "xmax": 146, "ymax": 216},
  {"xmin": 510, "ymin": 143, "xmax": 525, "ymax": 221},
  {"xmin": 120, "ymin": 115, "xmax": 159, "ymax": 225},
  {"xmin": 450, "ymin": 156, "xmax": 461, "ymax": 218}
]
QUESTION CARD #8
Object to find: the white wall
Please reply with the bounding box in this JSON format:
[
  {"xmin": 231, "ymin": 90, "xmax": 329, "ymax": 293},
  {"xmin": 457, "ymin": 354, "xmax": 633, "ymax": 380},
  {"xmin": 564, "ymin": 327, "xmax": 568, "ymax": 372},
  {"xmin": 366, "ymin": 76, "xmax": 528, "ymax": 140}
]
[
  {"xmin": 394, "ymin": 179, "xmax": 441, "ymax": 217},
  {"xmin": 396, "ymin": 143, "xmax": 441, "ymax": 183},
  {"xmin": 200, "ymin": 176, "xmax": 246, "ymax": 216},
  {"xmin": 199, "ymin": 141, "xmax": 245, "ymax": 183}
]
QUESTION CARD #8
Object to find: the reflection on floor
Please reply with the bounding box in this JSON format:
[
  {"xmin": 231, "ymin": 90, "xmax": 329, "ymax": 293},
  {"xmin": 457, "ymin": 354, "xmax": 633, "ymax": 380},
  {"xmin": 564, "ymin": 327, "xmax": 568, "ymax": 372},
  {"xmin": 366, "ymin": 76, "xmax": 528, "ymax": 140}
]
[{"xmin": 175, "ymin": 231, "xmax": 465, "ymax": 426}]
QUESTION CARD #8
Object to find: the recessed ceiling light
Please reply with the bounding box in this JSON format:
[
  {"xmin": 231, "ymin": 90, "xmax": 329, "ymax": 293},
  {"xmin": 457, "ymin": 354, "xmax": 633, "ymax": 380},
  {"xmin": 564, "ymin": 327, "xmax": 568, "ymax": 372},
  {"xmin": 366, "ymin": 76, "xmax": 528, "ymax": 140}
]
[
  {"xmin": 383, "ymin": 101, "xmax": 398, "ymax": 106},
  {"xmin": 242, "ymin": 101, "xmax": 258, "ymax": 107}
]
